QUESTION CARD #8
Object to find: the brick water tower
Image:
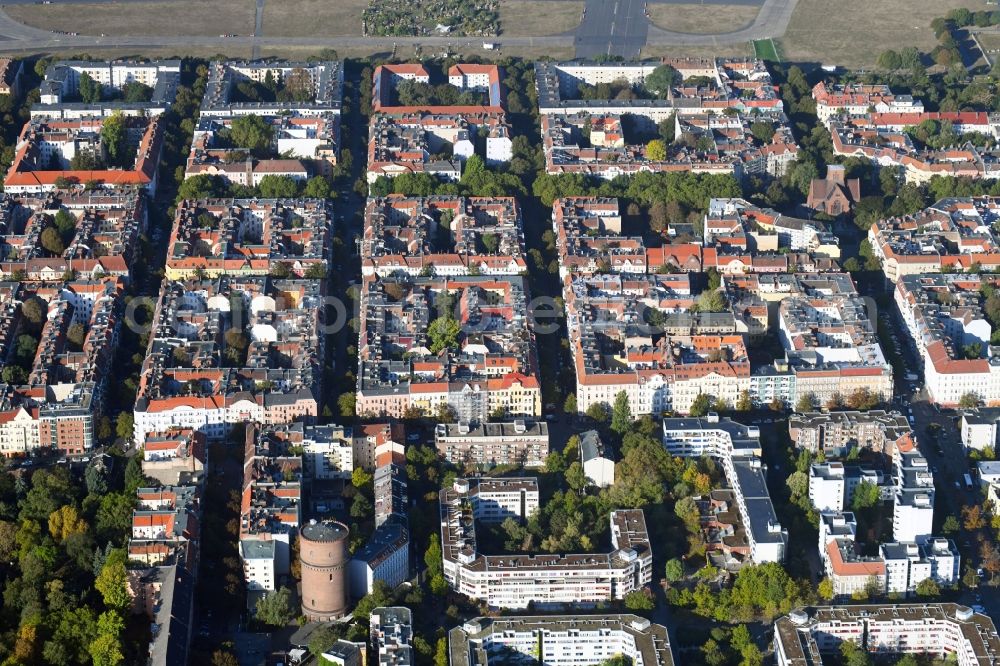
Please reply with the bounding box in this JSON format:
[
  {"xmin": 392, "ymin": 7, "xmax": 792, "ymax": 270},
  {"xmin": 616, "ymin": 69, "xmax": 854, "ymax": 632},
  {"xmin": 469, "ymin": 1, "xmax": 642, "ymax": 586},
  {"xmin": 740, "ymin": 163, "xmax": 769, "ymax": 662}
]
[{"xmin": 299, "ymin": 519, "xmax": 349, "ymax": 620}]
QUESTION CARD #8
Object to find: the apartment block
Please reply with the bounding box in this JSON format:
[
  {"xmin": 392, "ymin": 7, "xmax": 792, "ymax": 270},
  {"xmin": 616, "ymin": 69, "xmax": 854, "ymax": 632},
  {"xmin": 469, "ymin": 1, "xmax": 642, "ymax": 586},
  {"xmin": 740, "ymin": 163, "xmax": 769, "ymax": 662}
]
[
  {"xmin": 434, "ymin": 420, "xmax": 549, "ymax": 468},
  {"xmin": 774, "ymin": 604, "xmax": 1000, "ymax": 666},
  {"xmin": 440, "ymin": 477, "xmax": 651, "ymax": 608},
  {"xmin": 789, "ymin": 410, "xmax": 912, "ymax": 456},
  {"xmin": 372, "ymin": 63, "xmax": 504, "ymax": 113},
  {"xmin": 35, "ymin": 59, "xmax": 180, "ymax": 118},
  {"xmin": 200, "ymin": 61, "xmax": 343, "ymax": 117},
  {"xmin": 0, "ymin": 192, "xmax": 146, "ymax": 283},
  {"xmin": 705, "ymin": 198, "xmax": 839, "ymax": 257},
  {"xmin": 370, "ymin": 607, "xmax": 414, "ymax": 666},
  {"xmin": 809, "ymin": 463, "xmax": 846, "ymax": 512},
  {"xmin": 374, "ymin": 463, "xmax": 408, "ymax": 528},
  {"xmin": 869, "ymin": 197, "xmax": 1000, "ymax": 282},
  {"xmin": 894, "ymin": 273, "xmax": 1000, "ymax": 406},
  {"xmin": 5, "ymin": 115, "xmax": 164, "ymax": 194},
  {"xmin": 141, "ymin": 428, "xmax": 206, "ymax": 485},
  {"xmin": 449, "ymin": 615, "xmax": 675, "ymax": 666},
  {"xmin": 133, "ymin": 276, "xmax": 323, "ymax": 443},
  {"xmin": 662, "ymin": 416, "xmax": 786, "ymax": 563},
  {"xmin": 356, "ymin": 275, "xmax": 541, "ymax": 420},
  {"xmin": 350, "ymin": 520, "xmax": 410, "ymax": 597},
  {"xmin": 362, "ymin": 196, "xmax": 525, "ymax": 277},
  {"xmin": 811, "ymin": 81, "xmax": 925, "ymax": 123},
  {"xmin": 129, "ymin": 485, "xmax": 200, "ymax": 565},
  {"xmin": 881, "ymin": 539, "xmax": 960, "ymax": 595},
  {"xmin": 962, "ymin": 407, "xmax": 1000, "ymax": 450}
]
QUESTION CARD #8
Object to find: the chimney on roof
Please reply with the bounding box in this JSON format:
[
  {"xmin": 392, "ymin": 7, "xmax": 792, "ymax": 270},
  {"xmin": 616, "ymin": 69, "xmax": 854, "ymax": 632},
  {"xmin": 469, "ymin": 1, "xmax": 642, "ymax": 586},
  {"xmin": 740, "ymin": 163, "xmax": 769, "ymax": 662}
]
[{"xmin": 827, "ymin": 164, "xmax": 846, "ymax": 185}]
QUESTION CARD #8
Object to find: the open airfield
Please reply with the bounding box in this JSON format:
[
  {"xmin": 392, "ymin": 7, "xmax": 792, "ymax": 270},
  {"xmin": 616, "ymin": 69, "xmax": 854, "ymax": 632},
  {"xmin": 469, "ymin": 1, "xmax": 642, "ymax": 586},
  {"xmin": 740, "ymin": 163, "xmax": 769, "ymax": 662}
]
[{"xmin": 0, "ymin": 0, "xmax": 986, "ymax": 67}]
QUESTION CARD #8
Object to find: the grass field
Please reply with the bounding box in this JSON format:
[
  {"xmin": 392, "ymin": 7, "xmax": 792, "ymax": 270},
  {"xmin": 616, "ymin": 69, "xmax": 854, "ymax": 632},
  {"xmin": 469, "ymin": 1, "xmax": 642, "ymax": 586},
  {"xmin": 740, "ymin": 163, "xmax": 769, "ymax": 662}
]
[
  {"xmin": 500, "ymin": 1, "xmax": 584, "ymax": 37},
  {"xmin": 6, "ymin": 0, "xmax": 256, "ymax": 37},
  {"xmin": 778, "ymin": 0, "xmax": 980, "ymax": 67},
  {"xmin": 752, "ymin": 38, "xmax": 779, "ymax": 62},
  {"xmin": 261, "ymin": 0, "xmax": 368, "ymax": 38},
  {"xmin": 649, "ymin": 3, "xmax": 759, "ymax": 34}
]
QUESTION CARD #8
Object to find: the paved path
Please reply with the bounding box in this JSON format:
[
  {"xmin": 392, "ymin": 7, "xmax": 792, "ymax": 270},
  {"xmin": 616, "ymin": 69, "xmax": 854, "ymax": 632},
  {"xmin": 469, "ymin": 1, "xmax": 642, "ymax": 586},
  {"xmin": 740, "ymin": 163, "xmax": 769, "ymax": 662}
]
[{"xmin": 574, "ymin": 0, "xmax": 649, "ymax": 59}]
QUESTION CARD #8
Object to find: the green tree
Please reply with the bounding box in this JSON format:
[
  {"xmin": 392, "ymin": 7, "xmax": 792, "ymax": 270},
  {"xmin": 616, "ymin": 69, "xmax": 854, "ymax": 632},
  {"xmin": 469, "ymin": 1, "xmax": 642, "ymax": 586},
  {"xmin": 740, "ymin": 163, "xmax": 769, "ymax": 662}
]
[
  {"xmin": 586, "ymin": 401, "xmax": 609, "ymax": 423},
  {"xmin": 303, "ymin": 175, "xmax": 331, "ymax": 199},
  {"xmin": 255, "ymin": 587, "xmax": 295, "ymax": 627},
  {"xmin": 915, "ymin": 577, "xmax": 940, "ymax": 597},
  {"xmin": 611, "ymin": 390, "xmax": 633, "ymax": 436},
  {"xmin": 565, "ymin": 461, "xmax": 588, "ymax": 491},
  {"xmin": 101, "ymin": 111, "xmax": 127, "ymax": 168},
  {"xmin": 79, "ymin": 72, "xmax": 101, "ymax": 103},
  {"xmin": 644, "ymin": 64, "xmax": 681, "ymax": 97},
  {"xmin": 258, "ymin": 174, "xmax": 300, "ymax": 198},
  {"xmin": 960, "ymin": 392, "xmax": 981, "ymax": 409},
  {"xmin": 736, "ymin": 390, "xmax": 752, "ymax": 412},
  {"xmin": 646, "ymin": 139, "xmax": 667, "ymax": 161},
  {"xmin": 623, "ymin": 589, "xmax": 654, "ymax": 611},
  {"xmin": 229, "ymin": 114, "xmax": 274, "ymax": 155},
  {"xmin": 428, "ymin": 316, "xmax": 461, "ymax": 354},
  {"xmin": 839, "ymin": 640, "xmax": 873, "ymax": 666},
  {"xmin": 351, "ymin": 466, "xmax": 373, "ymax": 489},
  {"xmin": 40, "ymin": 226, "xmax": 65, "ymax": 255},
  {"xmin": 434, "ymin": 638, "xmax": 449, "ymax": 666},
  {"xmin": 850, "ymin": 480, "xmax": 881, "ymax": 511},
  {"xmin": 818, "ymin": 577, "xmax": 835, "ymax": 600},
  {"xmin": 795, "ymin": 393, "xmax": 816, "ymax": 413},
  {"xmin": 338, "ymin": 392, "xmax": 356, "ymax": 418},
  {"xmin": 425, "ymin": 533, "xmax": 443, "ymax": 577},
  {"xmin": 178, "ymin": 174, "xmax": 226, "ymax": 200},
  {"xmin": 564, "ymin": 393, "xmax": 578, "ymax": 414},
  {"xmin": 695, "ymin": 289, "xmax": 725, "ymax": 312},
  {"xmin": 689, "ymin": 393, "xmax": 712, "ymax": 417},
  {"xmin": 95, "ymin": 549, "xmax": 129, "ymax": 610},
  {"xmin": 877, "ymin": 49, "xmax": 903, "ymax": 70},
  {"xmin": 115, "ymin": 412, "xmax": 134, "ymax": 441},
  {"xmin": 750, "ymin": 121, "xmax": 775, "ymax": 144},
  {"xmin": 665, "ymin": 558, "xmax": 684, "ymax": 582},
  {"xmin": 352, "ymin": 580, "xmax": 392, "ymax": 620}
]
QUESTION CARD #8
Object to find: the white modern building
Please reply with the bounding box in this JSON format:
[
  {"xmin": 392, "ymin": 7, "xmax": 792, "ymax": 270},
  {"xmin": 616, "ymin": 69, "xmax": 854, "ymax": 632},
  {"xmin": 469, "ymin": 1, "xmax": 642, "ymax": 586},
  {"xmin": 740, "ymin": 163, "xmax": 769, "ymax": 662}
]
[
  {"xmin": 961, "ymin": 407, "xmax": 1000, "ymax": 451},
  {"xmin": 299, "ymin": 424, "xmax": 354, "ymax": 480},
  {"xmin": 240, "ymin": 539, "xmax": 276, "ymax": 592},
  {"xmin": 894, "ymin": 447, "xmax": 935, "ymax": 544},
  {"xmin": 662, "ymin": 415, "xmax": 786, "ymax": 563},
  {"xmin": 881, "ymin": 538, "xmax": 960, "ymax": 596},
  {"xmin": 449, "ymin": 615, "xmax": 675, "ymax": 666},
  {"xmin": 809, "ymin": 462, "xmax": 846, "ymax": 512},
  {"xmin": 774, "ymin": 604, "xmax": 1000, "ymax": 666},
  {"xmin": 439, "ymin": 478, "xmax": 651, "ymax": 609},
  {"xmin": 349, "ymin": 520, "xmax": 409, "ymax": 598},
  {"xmin": 580, "ymin": 430, "xmax": 615, "ymax": 488}
]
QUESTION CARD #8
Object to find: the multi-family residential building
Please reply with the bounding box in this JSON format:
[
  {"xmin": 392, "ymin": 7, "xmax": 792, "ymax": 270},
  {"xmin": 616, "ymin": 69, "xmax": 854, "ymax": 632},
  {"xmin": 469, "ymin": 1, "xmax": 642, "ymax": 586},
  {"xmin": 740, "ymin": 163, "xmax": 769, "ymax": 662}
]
[
  {"xmin": 661, "ymin": 415, "xmax": 787, "ymax": 563},
  {"xmin": 881, "ymin": 539, "xmax": 960, "ymax": 595},
  {"xmin": 824, "ymin": 537, "xmax": 887, "ymax": 598},
  {"xmin": 961, "ymin": 407, "xmax": 1000, "ymax": 450},
  {"xmin": 774, "ymin": 604, "xmax": 1000, "ymax": 666},
  {"xmin": 893, "ymin": 444, "xmax": 935, "ymax": 544},
  {"xmin": 356, "ymin": 275, "xmax": 541, "ymax": 419},
  {"xmin": 129, "ymin": 485, "xmax": 201, "ymax": 565},
  {"xmin": 809, "ymin": 463, "xmax": 847, "ymax": 512},
  {"xmin": 35, "ymin": 59, "xmax": 180, "ymax": 118},
  {"xmin": 350, "ymin": 520, "xmax": 410, "ymax": 597},
  {"xmin": 869, "ymin": 197, "xmax": 1000, "ymax": 282},
  {"xmin": 362, "ymin": 196, "xmax": 525, "ymax": 277},
  {"xmin": 0, "ymin": 278, "xmax": 123, "ymax": 455},
  {"xmin": 370, "ymin": 607, "xmax": 415, "ymax": 666},
  {"xmin": 187, "ymin": 114, "xmax": 340, "ymax": 182},
  {"xmin": 818, "ymin": 511, "xmax": 857, "ymax": 568},
  {"xmin": 367, "ymin": 112, "xmax": 512, "ymax": 182},
  {"xmin": 164, "ymin": 198, "xmax": 330, "ymax": 280},
  {"xmin": 4, "ymin": 115, "xmax": 165, "ymax": 193},
  {"xmin": 978, "ymin": 461, "xmax": 1000, "ymax": 505},
  {"xmin": 0, "ymin": 191, "xmax": 146, "ymax": 283},
  {"xmin": 239, "ymin": 424, "xmax": 302, "ymax": 595},
  {"xmin": 535, "ymin": 59, "xmax": 795, "ymax": 181},
  {"xmin": 133, "ymin": 275, "xmax": 324, "ymax": 443},
  {"xmin": 374, "ymin": 462, "xmax": 408, "ymax": 528},
  {"xmin": 811, "ymin": 81, "xmax": 925, "ymax": 123},
  {"xmin": 439, "ymin": 477, "xmax": 651, "ymax": 608},
  {"xmin": 141, "ymin": 428, "xmax": 206, "ymax": 485},
  {"xmin": 434, "ymin": 420, "xmax": 549, "ymax": 468},
  {"xmin": 580, "ymin": 429, "xmax": 616, "ymax": 488},
  {"xmin": 0, "ymin": 58, "xmax": 24, "ymax": 98},
  {"xmin": 200, "ymin": 61, "xmax": 343, "ymax": 117},
  {"xmin": 449, "ymin": 615, "xmax": 675, "ymax": 666},
  {"xmin": 126, "ymin": 547, "xmax": 197, "ymax": 666},
  {"xmin": 893, "ymin": 273, "xmax": 1000, "ymax": 406},
  {"xmin": 372, "ymin": 63, "xmax": 504, "ymax": 113},
  {"xmin": 790, "ymin": 410, "xmax": 912, "ymax": 456},
  {"xmin": 705, "ymin": 198, "xmax": 839, "ymax": 257},
  {"xmin": 353, "ymin": 423, "xmax": 406, "ymax": 471}
]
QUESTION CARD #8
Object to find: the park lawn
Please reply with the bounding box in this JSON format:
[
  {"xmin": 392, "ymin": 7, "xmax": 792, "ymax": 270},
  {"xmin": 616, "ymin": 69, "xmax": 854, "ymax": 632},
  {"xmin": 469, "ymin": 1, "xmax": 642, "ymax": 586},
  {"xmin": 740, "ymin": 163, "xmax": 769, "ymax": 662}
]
[
  {"xmin": 6, "ymin": 0, "xmax": 255, "ymax": 37},
  {"xmin": 648, "ymin": 3, "xmax": 759, "ymax": 34},
  {"xmin": 778, "ymin": 0, "xmax": 976, "ymax": 67},
  {"xmin": 262, "ymin": 0, "xmax": 369, "ymax": 37},
  {"xmin": 499, "ymin": 1, "xmax": 584, "ymax": 37}
]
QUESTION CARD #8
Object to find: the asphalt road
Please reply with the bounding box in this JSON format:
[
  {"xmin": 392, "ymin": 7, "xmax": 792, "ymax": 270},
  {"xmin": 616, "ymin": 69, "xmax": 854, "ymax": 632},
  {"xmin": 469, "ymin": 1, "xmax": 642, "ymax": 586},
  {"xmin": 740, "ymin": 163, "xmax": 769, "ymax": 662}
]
[{"xmin": 574, "ymin": 0, "xmax": 649, "ymax": 59}]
